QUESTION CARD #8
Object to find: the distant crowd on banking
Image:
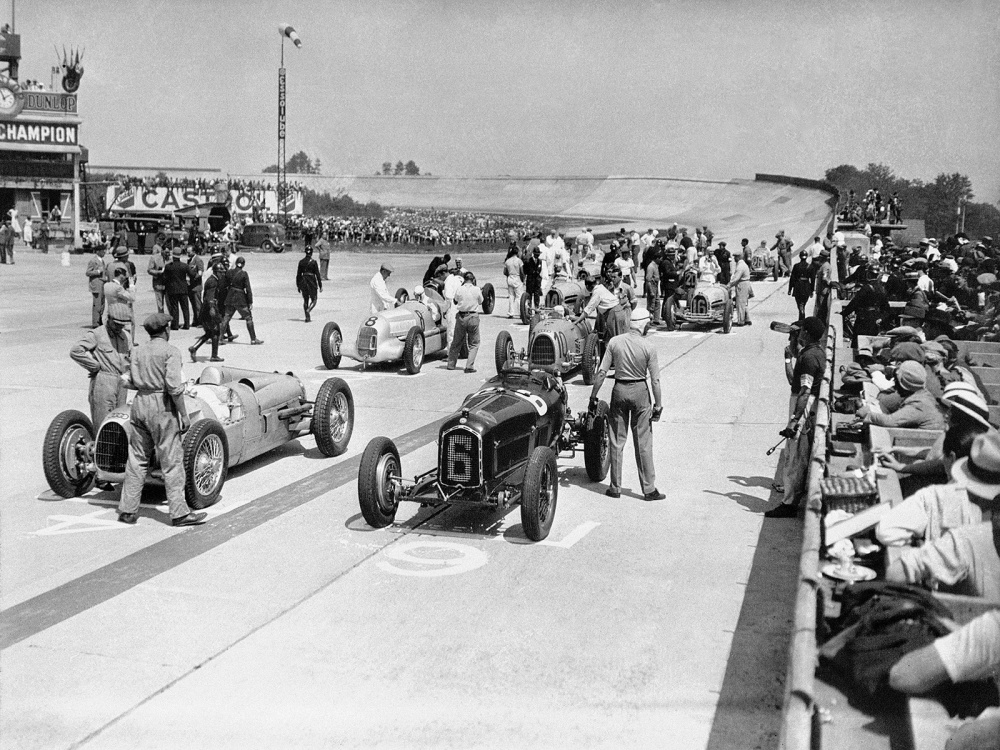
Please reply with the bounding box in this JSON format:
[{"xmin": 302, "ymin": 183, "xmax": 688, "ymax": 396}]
[
  {"xmin": 838, "ymin": 187, "xmax": 904, "ymax": 225},
  {"xmin": 106, "ymin": 175, "xmax": 305, "ymax": 195}
]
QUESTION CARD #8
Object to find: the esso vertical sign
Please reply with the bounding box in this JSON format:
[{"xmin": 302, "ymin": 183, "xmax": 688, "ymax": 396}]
[{"xmin": 278, "ymin": 67, "xmax": 286, "ymax": 139}]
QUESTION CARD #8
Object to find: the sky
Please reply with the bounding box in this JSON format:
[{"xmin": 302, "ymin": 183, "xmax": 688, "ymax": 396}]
[{"xmin": 12, "ymin": 0, "xmax": 1000, "ymax": 202}]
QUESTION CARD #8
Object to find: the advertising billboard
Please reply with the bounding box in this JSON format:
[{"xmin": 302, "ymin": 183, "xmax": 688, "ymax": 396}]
[{"xmin": 105, "ymin": 185, "xmax": 303, "ymax": 215}]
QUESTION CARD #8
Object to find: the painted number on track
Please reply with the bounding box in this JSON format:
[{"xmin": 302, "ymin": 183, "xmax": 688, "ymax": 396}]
[{"xmin": 377, "ymin": 541, "xmax": 487, "ymax": 577}]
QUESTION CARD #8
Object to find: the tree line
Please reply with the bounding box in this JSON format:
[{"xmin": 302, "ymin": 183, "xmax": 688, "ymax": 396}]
[{"xmin": 824, "ymin": 163, "xmax": 1000, "ymax": 240}]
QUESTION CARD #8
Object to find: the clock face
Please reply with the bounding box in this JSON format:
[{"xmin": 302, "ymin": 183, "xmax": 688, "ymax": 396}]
[{"xmin": 0, "ymin": 81, "xmax": 21, "ymax": 116}]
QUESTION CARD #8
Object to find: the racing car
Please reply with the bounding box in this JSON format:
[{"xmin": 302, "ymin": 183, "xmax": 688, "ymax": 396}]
[
  {"xmin": 664, "ymin": 278, "xmax": 733, "ymax": 333},
  {"xmin": 356, "ymin": 363, "xmax": 611, "ymax": 541},
  {"xmin": 321, "ymin": 284, "xmax": 495, "ymax": 375},
  {"xmin": 520, "ymin": 276, "xmax": 591, "ymax": 324},
  {"xmin": 42, "ymin": 366, "xmax": 355, "ymax": 509},
  {"xmin": 496, "ymin": 306, "xmax": 602, "ymax": 385}
]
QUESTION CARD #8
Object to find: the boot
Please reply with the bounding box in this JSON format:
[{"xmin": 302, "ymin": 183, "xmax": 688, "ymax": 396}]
[
  {"xmin": 248, "ymin": 323, "xmax": 264, "ymax": 345},
  {"xmin": 209, "ymin": 335, "xmax": 224, "ymax": 362}
]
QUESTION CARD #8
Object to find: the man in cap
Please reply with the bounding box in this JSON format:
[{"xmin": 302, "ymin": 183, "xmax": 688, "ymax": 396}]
[
  {"xmin": 314, "ymin": 230, "xmax": 331, "ymax": 281},
  {"xmin": 106, "ymin": 244, "xmax": 136, "ymax": 290},
  {"xmin": 147, "ymin": 243, "xmax": 169, "ymax": 313},
  {"xmin": 163, "ymin": 247, "xmax": 192, "ymax": 330},
  {"xmin": 443, "ymin": 263, "xmax": 465, "ymax": 341},
  {"xmin": 86, "ymin": 244, "xmax": 107, "ymax": 327},
  {"xmin": 186, "ymin": 245, "xmax": 204, "ymax": 323},
  {"xmin": 221, "ymin": 256, "xmax": 263, "ymax": 345},
  {"xmin": 523, "ymin": 246, "xmax": 543, "ymax": 318},
  {"xmin": 588, "ymin": 308, "xmax": 664, "ymax": 501},
  {"xmin": 713, "ymin": 240, "xmax": 732, "ymax": 285},
  {"xmin": 788, "ymin": 251, "xmax": 814, "ymax": 320},
  {"xmin": 370, "ymin": 261, "xmax": 397, "ymax": 314},
  {"xmin": 767, "ymin": 316, "xmax": 827, "ymax": 518},
  {"xmin": 813, "ymin": 247, "xmax": 832, "ymax": 321},
  {"xmin": 858, "ymin": 360, "xmax": 946, "ymax": 430},
  {"xmin": 189, "ymin": 259, "xmax": 225, "ymax": 363},
  {"xmin": 296, "ymin": 246, "xmax": 323, "ymax": 322},
  {"xmin": 117, "ymin": 313, "xmax": 206, "ymax": 527},
  {"xmin": 69, "ymin": 304, "xmax": 132, "ymax": 429},
  {"xmin": 447, "ymin": 270, "xmax": 483, "ymax": 373}
]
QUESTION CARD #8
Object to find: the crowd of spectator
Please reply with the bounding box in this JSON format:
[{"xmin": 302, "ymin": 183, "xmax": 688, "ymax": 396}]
[
  {"xmin": 838, "ymin": 188, "xmax": 904, "ymax": 225},
  {"xmin": 104, "ymin": 175, "xmax": 305, "ymax": 194}
]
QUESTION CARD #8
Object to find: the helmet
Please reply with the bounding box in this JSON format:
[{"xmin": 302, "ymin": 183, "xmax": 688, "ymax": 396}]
[
  {"xmin": 199, "ymin": 366, "xmax": 224, "ymax": 386},
  {"xmin": 413, "ymin": 285, "xmax": 424, "ymax": 297}
]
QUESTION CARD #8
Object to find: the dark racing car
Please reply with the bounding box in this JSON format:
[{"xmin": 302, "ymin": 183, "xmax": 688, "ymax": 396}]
[{"xmin": 356, "ymin": 362, "xmax": 611, "ymax": 541}]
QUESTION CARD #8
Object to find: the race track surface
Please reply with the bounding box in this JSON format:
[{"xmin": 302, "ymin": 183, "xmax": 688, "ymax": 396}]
[{"xmin": 1, "ymin": 183, "xmax": 828, "ymax": 748}]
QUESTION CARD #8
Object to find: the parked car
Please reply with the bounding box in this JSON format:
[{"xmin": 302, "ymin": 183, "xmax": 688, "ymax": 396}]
[
  {"xmin": 238, "ymin": 222, "xmax": 290, "ymax": 253},
  {"xmin": 42, "ymin": 366, "xmax": 354, "ymax": 508},
  {"xmin": 356, "ymin": 363, "xmax": 611, "ymax": 541},
  {"xmin": 665, "ymin": 279, "xmax": 733, "ymax": 333},
  {"xmin": 320, "ymin": 284, "xmax": 494, "ymax": 374}
]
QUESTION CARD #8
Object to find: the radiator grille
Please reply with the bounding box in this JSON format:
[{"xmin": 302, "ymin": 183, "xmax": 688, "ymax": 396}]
[
  {"xmin": 530, "ymin": 335, "xmax": 556, "ymax": 366},
  {"xmin": 356, "ymin": 326, "xmax": 377, "ymax": 356},
  {"xmin": 691, "ymin": 297, "xmax": 710, "ymax": 315},
  {"xmin": 441, "ymin": 429, "xmax": 481, "ymax": 486},
  {"xmin": 95, "ymin": 422, "xmax": 128, "ymax": 473}
]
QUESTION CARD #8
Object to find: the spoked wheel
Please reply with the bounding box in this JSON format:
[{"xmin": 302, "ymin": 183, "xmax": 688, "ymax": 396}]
[
  {"xmin": 313, "ymin": 377, "xmax": 355, "ymax": 456},
  {"xmin": 403, "ymin": 326, "xmax": 425, "ymax": 374},
  {"xmin": 182, "ymin": 420, "xmax": 229, "ymax": 509},
  {"xmin": 494, "ymin": 330, "xmax": 515, "ymax": 374},
  {"xmin": 582, "ymin": 332, "xmax": 601, "ymax": 385},
  {"xmin": 520, "ymin": 446, "xmax": 558, "ymax": 541},
  {"xmin": 358, "ymin": 437, "xmax": 401, "ymax": 528},
  {"xmin": 583, "ymin": 401, "xmax": 611, "ymax": 482},
  {"xmin": 520, "ymin": 294, "xmax": 533, "ymax": 325},
  {"xmin": 42, "ymin": 410, "xmax": 96, "ymax": 498},
  {"xmin": 320, "ymin": 321, "xmax": 343, "ymax": 370}
]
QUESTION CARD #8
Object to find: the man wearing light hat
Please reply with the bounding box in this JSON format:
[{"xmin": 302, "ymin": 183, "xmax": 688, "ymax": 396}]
[
  {"xmin": 117, "ymin": 312, "xmax": 206, "ymax": 527},
  {"xmin": 858, "ymin": 360, "xmax": 946, "ymax": 430},
  {"xmin": 69, "ymin": 306, "xmax": 132, "ymax": 429},
  {"xmin": 447, "ymin": 270, "xmax": 483, "ymax": 373},
  {"xmin": 370, "ymin": 261, "xmax": 396, "ymax": 313}
]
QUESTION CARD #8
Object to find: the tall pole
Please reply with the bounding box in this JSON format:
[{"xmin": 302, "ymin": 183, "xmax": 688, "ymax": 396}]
[{"xmin": 278, "ymin": 36, "xmax": 286, "ymax": 227}]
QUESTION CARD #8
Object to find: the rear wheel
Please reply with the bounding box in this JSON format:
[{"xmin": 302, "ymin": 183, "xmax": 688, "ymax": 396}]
[
  {"xmin": 722, "ymin": 296, "xmax": 733, "ymax": 334},
  {"xmin": 313, "ymin": 377, "xmax": 354, "ymax": 456},
  {"xmin": 320, "ymin": 321, "xmax": 343, "ymax": 370},
  {"xmin": 402, "ymin": 326, "xmax": 425, "ymax": 374},
  {"xmin": 520, "ymin": 294, "xmax": 532, "ymax": 325},
  {"xmin": 481, "ymin": 283, "xmax": 495, "ymax": 314},
  {"xmin": 495, "ymin": 330, "xmax": 515, "ymax": 374},
  {"xmin": 260, "ymin": 239, "xmax": 275, "ymax": 253},
  {"xmin": 42, "ymin": 410, "xmax": 96, "ymax": 498},
  {"xmin": 182, "ymin": 420, "xmax": 228, "ymax": 509},
  {"xmin": 521, "ymin": 446, "xmax": 558, "ymax": 541},
  {"xmin": 395, "ymin": 287, "xmax": 409, "ymax": 305},
  {"xmin": 583, "ymin": 401, "xmax": 611, "ymax": 482},
  {"xmin": 358, "ymin": 437, "xmax": 400, "ymax": 528},
  {"xmin": 582, "ymin": 332, "xmax": 601, "ymax": 385}
]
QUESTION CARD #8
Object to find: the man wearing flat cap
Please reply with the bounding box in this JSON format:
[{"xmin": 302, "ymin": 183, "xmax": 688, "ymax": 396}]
[
  {"xmin": 370, "ymin": 261, "xmax": 397, "ymax": 314},
  {"xmin": 69, "ymin": 306, "xmax": 132, "ymax": 431},
  {"xmin": 447, "ymin": 270, "xmax": 483, "ymax": 373},
  {"xmin": 163, "ymin": 247, "xmax": 192, "ymax": 330},
  {"xmin": 116, "ymin": 312, "xmax": 206, "ymax": 527},
  {"xmin": 221, "ymin": 256, "xmax": 263, "ymax": 345},
  {"xmin": 858, "ymin": 360, "xmax": 946, "ymax": 430}
]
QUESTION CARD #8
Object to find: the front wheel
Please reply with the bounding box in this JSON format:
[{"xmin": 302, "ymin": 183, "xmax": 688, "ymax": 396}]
[
  {"xmin": 520, "ymin": 293, "xmax": 533, "ymax": 325},
  {"xmin": 481, "ymin": 283, "xmax": 495, "ymax": 314},
  {"xmin": 260, "ymin": 239, "xmax": 275, "ymax": 253},
  {"xmin": 402, "ymin": 326, "xmax": 425, "ymax": 374},
  {"xmin": 583, "ymin": 401, "xmax": 611, "ymax": 482},
  {"xmin": 313, "ymin": 377, "xmax": 354, "ymax": 456},
  {"xmin": 582, "ymin": 331, "xmax": 601, "ymax": 385},
  {"xmin": 722, "ymin": 296, "xmax": 733, "ymax": 334},
  {"xmin": 495, "ymin": 330, "xmax": 514, "ymax": 374},
  {"xmin": 182, "ymin": 420, "xmax": 229, "ymax": 509},
  {"xmin": 358, "ymin": 437, "xmax": 400, "ymax": 528},
  {"xmin": 320, "ymin": 321, "xmax": 343, "ymax": 370},
  {"xmin": 520, "ymin": 446, "xmax": 558, "ymax": 541},
  {"xmin": 42, "ymin": 410, "xmax": 96, "ymax": 498}
]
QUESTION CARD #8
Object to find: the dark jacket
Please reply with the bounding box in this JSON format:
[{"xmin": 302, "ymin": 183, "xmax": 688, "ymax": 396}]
[
  {"xmin": 225, "ymin": 268, "xmax": 253, "ymax": 307},
  {"xmin": 789, "ymin": 260, "xmax": 814, "ymax": 299},
  {"xmin": 163, "ymin": 259, "xmax": 191, "ymax": 296}
]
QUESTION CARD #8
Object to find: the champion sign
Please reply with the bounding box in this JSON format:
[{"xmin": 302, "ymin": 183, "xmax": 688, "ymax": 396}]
[
  {"xmin": 0, "ymin": 122, "xmax": 78, "ymax": 145},
  {"xmin": 105, "ymin": 186, "xmax": 303, "ymax": 215}
]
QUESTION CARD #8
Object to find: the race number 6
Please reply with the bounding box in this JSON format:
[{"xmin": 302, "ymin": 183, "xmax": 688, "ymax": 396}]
[{"xmin": 377, "ymin": 541, "xmax": 487, "ymax": 577}]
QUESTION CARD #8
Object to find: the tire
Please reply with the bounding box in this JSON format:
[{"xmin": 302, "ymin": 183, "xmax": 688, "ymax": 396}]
[
  {"xmin": 495, "ymin": 330, "xmax": 514, "ymax": 374},
  {"xmin": 402, "ymin": 326, "xmax": 425, "ymax": 374},
  {"xmin": 722, "ymin": 296, "xmax": 733, "ymax": 334},
  {"xmin": 582, "ymin": 332, "xmax": 601, "ymax": 385},
  {"xmin": 272, "ymin": 243, "xmax": 285, "ymax": 254},
  {"xmin": 583, "ymin": 401, "xmax": 611, "ymax": 482},
  {"xmin": 320, "ymin": 321, "xmax": 343, "ymax": 370},
  {"xmin": 260, "ymin": 239, "xmax": 275, "ymax": 253},
  {"xmin": 358, "ymin": 437, "xmax": 400, "ymax": 528},
  {"xmin": 313, "ymin": 377, "xmax": 355, "ymax": 456},
  {"xmin": 520, "ymin": 445, "xmax": 558, "ymax": 542},
  {"xmin": 520, "ymin": 294, "xmax": 532, "ymax": 325},
  {"xmin": 42, "ymin": 410, "xmax": 96, "ymax": 498},
  {"xmin": 395, "ymin": 287, "xmax": 409, "ymax": 305},
  {"xmin": 481, "ymin": 283, "xmax": 495, "ymax": 314},
  {"xmin": 182, "ymin": 420, "xmax": 229, "ymax": 509}
]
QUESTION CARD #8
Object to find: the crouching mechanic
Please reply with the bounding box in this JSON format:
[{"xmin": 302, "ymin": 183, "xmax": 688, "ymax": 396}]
[
  {"xmin": 116, "ymin": 312, "xmax": 206, "ymax": 527},
  {"xmin": 588, "ymin": 313, "xmax": 665, "ymax": 501}
]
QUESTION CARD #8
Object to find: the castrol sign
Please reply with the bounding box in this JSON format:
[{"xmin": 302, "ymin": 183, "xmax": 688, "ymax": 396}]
[{"xmin": 106, "ymin": 186, "xmax": 302, "ymax": 215}]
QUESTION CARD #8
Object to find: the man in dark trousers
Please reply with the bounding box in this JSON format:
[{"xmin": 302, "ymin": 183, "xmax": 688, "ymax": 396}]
[
  {"xmin": 221, "ymin": 256, "xmax": 263, "ymax": 345},
  {"xmin": 69, "ymin": 308, "xmax": 132, "ymax": 429},
  {"xmin": 788, "ymin": 251, "xmax": 814, "ymax": 320},
  {"xmin": 296, "ymin": 246, "xmax": 323, "ymax": 322},
  {"xmin": 86, "ymin": 245, "xmax": 107, "ymax": 327},
  {"xmin": 117, "ymin": 312, "xmax": 206, "ymax": 527},
  {"xmin": 588, "ymin": 314, "xmax": 664, "ymax": 501},
  {"xmin": 523, "ymin": 246, "xmax": 543, "ymax": 314},
  {"xmin": 186, "ymin": 245, "xmax": 204, "ymax": 323},
  {"xmin": 315, "ymin": 232, "xmax": 331, "ymax": 281},
  {"xmin": 189, "ymin": 260, "xmax": 225, "ymax": 362},
  {"xmin": 163, "ymin": 247, "xmax": 191, "ymax": 330},
  {"xmin": 446, "ymin": 270, "xmax": 483, "ymax": 373},
  {"xmin": 714, "ymin": 241, "xmax": 732, "ymax": 285}
]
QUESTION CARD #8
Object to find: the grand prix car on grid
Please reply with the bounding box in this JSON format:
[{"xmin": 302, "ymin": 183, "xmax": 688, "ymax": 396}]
[
  {"xmin": 496, "ymin": 307, "xmax": 603, "ymax": 385},
  {"xmin": 520, "ymin": 275, "xmax": 591, "ymax": 324},
  {"xmin": 749, "ymin": 251, "xmax": 772, "ymax": 281},
  {"xmin": 356, "ymin": 361, "xmax": 611, "ymax": 541},
  {"xmin": 42, "ymin": 366, "xmax": 354, "ymax": 509},
  {"xmin": 321, "ymin": 284, "xmax": 495, "ymax": 375},
  {"xmin": 665, "ymin": 278, "xmax": 733, "ymax": 334}
]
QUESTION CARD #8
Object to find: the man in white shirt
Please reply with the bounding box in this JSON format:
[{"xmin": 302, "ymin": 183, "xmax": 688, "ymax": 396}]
[
  {"xmin": 370, "ymin": 261, "xmax": 397, "ymax": 313},
  {"xmin": 614, "ymin": 245, "xmax": 636, "ymax": 287},
  {"xmin": 807, "ymin": 236, "xmax": 824, "ymax": 262},
  {"xmin": 540, "ymin": 235, "xmax": 556, "ymax": 294},
  {"xmin": 443, "ymin": 267, "xmax": 465, "ymax": 341}
]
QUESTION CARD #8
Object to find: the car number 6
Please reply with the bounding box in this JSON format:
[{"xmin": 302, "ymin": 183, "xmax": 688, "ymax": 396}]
[{"xmin": 377, "ymin": 541, "xmax": 488, "ymax": 577}]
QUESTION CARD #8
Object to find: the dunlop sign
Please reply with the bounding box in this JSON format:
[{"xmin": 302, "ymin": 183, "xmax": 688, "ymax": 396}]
[{"xmin": 0, "ymin": 121, "xmax": 78, "ymax": 145}]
